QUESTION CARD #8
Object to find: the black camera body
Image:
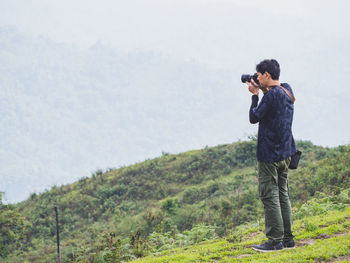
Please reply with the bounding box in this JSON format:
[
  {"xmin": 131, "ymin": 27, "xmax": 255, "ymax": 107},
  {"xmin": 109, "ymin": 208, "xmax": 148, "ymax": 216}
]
[{"xmin": 241, "ymin": 73, "xmax": 260, "ymax": 86}]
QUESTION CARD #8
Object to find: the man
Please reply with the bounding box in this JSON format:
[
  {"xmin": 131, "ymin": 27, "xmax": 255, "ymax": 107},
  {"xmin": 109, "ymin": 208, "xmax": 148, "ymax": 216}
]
[{"xmin": 247, "ymin": 59, "xmax": 296, "ymax": 252}]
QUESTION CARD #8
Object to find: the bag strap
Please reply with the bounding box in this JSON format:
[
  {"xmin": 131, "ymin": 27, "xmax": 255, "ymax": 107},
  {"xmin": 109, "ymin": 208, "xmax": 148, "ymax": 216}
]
[{"xmin": 279, "ymin": 84, "xmax": 295, "ymax": 103}]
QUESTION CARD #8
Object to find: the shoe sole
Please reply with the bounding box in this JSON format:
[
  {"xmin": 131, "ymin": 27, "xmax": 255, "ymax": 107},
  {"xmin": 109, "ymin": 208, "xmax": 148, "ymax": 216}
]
[
  {"xmin": 284, "ymin": 247, "xmax": 295, "ymax": 249},
  {"xmin": 252, "ymin": 247, "xmax": 283, "ymax": 253}
]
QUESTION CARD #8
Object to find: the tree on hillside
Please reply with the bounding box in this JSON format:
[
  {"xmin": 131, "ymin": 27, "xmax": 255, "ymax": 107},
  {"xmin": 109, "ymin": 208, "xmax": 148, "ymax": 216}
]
[{"xmin": 0, "ymin": 192, "xmax": 30, "ymax": 258}]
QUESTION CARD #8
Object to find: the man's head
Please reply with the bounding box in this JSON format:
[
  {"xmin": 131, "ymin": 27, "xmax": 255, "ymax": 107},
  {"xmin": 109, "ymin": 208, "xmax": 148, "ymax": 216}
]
[{"xmin": 256, "ymin": 59, "xmax": 280, "ymax": 88}]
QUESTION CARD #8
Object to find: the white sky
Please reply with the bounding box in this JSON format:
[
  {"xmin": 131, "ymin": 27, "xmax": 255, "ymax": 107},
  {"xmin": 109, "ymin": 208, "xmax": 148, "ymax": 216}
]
[
  {"xmin": 1, "ymin": 0, "xmax": 350, "ymax": 147},
  {"xmin": 1, "ymin": 0, "xmax": 349, "ymax": 68}
]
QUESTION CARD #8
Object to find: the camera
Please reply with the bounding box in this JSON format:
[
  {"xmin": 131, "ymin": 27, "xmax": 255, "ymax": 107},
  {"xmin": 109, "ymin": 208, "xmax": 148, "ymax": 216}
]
[{"xmin": 241, "ymin": 73, "xmax": 260, "ymax": 86}]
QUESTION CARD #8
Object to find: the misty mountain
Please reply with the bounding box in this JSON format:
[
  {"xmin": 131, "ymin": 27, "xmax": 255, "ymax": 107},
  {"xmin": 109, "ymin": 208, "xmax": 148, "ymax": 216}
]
[{"xmin": 0, "ymin": 27, "xmax": 244, "ymax": 203}]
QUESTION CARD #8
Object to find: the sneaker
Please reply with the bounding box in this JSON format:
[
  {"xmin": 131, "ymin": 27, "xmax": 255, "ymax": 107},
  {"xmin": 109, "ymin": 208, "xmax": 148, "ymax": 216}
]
[
  {"xmin": 283, "ymin": 239, "xmax": 295, "ymax": 249},
  {"xmin": 252, "ymin": 242, "xmax": 283, "ymax": 252}
]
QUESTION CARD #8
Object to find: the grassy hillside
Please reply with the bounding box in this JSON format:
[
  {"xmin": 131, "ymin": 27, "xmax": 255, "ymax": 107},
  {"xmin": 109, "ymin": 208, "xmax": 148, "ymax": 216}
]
[
  {"xmin": 2, "ymin": 139, "xmax": 350, "ymax": 262},
  {"xmin": 132, "ymin": 201, "xmax": 350, "ymax": 262}
]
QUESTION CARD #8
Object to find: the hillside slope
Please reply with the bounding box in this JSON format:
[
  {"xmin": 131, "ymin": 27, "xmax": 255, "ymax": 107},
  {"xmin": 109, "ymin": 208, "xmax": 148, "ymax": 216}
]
[{"xmin": 3, "ymin": 140, "xmax": 350, "ymax": 262}]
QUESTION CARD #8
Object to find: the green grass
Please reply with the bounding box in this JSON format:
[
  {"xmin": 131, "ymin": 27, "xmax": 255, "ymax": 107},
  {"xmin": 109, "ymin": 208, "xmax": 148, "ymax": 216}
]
[
  {"xmin": 132, "ymin": 206, "xmax": 350, "ymax": 262},
  {"xmin": 4, "ymin": 141, "xmax": 349, "ymax": 262}
]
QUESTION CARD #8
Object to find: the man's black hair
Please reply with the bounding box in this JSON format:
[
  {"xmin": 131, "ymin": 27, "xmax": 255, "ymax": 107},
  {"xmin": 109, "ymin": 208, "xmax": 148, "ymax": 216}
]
[{"xmin": 256, "ymin": 59, "xmax": 280, "ymax": 80}]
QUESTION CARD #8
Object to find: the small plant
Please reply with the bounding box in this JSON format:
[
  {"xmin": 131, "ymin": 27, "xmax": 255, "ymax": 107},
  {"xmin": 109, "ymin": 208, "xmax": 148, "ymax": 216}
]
[
  {"xmin": 160, "ymin": 198, "xmax": 178, "ymax": 215},
  {"xmin": 305, "ymin": 221, "xmax": 318, "ymax": 232},
  {"xmin": 130, "ymin": 226, "xmax": 150, "ymax": 258}
]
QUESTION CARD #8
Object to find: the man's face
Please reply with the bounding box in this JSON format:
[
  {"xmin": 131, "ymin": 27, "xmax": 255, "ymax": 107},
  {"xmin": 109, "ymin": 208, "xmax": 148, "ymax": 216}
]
[{"xmin": 257, "ymin": 72, "xmax": 269, "ymax": 88}]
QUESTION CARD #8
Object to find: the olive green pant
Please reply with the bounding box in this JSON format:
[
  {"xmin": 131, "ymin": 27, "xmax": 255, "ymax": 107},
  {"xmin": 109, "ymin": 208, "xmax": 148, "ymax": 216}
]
[{"xmin": 258, "ymin": 158, "xmax": 294, "ymax": 244}]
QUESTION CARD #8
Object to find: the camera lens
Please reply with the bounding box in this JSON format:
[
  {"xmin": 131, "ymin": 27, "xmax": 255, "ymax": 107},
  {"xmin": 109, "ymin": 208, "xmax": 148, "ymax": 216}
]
[
  {"xmin": 241, "ymin": 74, "xmax": 251, "ymax": 83},
  {"xmin": 241, "ymin": 73, "xmax": 260, "ymax": 86}
]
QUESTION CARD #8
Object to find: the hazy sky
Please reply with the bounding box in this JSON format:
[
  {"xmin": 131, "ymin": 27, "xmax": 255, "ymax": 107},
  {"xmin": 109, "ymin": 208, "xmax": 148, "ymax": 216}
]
[
  {"xmin": 1, "ymin": 0, "xmax": 350, "ymax": 146},
  {"xmin": 1, "ymin": 0, "xmax": 349, "ymax": 148},
  {"xmin": 1, "ymin": 0, "xmax": 349, "ymax": 68}
]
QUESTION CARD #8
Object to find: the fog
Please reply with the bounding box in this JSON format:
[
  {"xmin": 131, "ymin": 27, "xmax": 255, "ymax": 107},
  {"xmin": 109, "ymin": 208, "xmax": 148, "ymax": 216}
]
[{"xmin": 1, "ymin": 0, "xmax": 349, "ymax": 203}]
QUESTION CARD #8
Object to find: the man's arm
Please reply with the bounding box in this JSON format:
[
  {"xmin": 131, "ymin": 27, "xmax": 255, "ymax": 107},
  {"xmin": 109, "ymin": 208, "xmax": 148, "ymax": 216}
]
[
  {"xmin": 250, "ymin": 95, "xmax": 259, "ymax": 124},
  {"xmin": 247, "ymin": 80, "xmax": 261, "ymax": 124}
]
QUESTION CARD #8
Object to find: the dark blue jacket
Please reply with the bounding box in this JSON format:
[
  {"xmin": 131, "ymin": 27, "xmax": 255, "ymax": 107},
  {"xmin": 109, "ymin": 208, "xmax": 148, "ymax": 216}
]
[{"xmin": 249, "ymin": 83, "xmax": 297, "ymax": 163}]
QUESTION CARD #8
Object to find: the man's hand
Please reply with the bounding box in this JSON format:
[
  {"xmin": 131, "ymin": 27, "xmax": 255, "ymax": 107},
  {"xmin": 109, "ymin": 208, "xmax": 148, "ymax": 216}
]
[{"xmin": 247, "ymin": 79, "xmax": 259, "ymax": 95}]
